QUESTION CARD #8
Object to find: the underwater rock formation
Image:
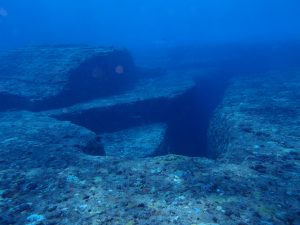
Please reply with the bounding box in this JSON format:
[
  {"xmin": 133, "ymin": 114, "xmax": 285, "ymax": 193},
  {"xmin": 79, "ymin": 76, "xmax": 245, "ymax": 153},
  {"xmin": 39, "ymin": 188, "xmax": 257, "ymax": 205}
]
[
  {"xmin": 44, "ymin": 69, "xmax": 213, "ymax": 157},
  {"xmin": 0, "ymin": 45, "xmax": 215, "ymax": 158},
  {"xmin": 0, "ymin": 46, "xmax": 136, "ymax": 111},
  {"xmin": 1, "ymin": 44, "xmax": 299, "ymax": 224},
  {"xmin": 0, "ymin": 59, "xmax": 299, "ymax": 224}
]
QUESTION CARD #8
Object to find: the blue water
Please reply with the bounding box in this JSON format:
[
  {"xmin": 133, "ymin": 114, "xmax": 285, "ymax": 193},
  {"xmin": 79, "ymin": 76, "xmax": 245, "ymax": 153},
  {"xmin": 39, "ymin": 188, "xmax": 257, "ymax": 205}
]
[
  {"xmin": 1, "ymin": 0, "xmax": 300, "ymax": 51},
  {"xmin": 0, "ymin": 1, "xmax": 300, "ymax": 224}
]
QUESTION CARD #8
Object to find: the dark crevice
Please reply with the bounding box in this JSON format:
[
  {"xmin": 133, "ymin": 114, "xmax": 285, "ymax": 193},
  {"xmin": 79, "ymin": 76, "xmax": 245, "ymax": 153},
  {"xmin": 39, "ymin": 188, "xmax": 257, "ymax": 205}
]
[{"xmin": 165, "ymin": 74, "xmax": 230, "ymax": 157}]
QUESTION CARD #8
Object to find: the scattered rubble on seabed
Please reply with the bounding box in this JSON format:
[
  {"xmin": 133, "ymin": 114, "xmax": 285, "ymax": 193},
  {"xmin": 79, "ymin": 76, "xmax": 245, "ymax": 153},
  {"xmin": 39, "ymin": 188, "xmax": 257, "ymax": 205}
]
[{"xmin": 0, "ymin": 47, "xmax": 299, "ymax": 224}]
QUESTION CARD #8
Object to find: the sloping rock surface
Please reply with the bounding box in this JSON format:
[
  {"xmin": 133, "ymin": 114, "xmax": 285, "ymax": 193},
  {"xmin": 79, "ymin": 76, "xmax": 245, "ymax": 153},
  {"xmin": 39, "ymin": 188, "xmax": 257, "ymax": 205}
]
[{"xmin": 0, "ymin": 46, "xmax": 136, "ymax": 110}]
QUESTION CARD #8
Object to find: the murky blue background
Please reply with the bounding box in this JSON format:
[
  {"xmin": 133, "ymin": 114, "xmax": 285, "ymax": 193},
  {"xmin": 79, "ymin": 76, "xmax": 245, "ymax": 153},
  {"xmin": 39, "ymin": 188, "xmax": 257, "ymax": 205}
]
[{"xmin": 1, "ymin": 0, "xmax": 300, "ymax": 51}]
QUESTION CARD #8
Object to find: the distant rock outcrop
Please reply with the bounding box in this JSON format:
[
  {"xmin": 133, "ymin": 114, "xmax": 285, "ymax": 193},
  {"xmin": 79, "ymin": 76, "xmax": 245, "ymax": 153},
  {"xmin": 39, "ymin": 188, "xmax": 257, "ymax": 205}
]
[{"xmin": 0, "ymin": 46, "xmax": 137, "ymax": 111}]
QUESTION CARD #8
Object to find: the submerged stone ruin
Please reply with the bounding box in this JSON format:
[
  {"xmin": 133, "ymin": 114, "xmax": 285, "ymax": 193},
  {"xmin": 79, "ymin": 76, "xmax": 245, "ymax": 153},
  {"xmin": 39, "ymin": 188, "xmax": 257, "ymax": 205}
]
[{"xmin": 1, "ymin": 45, "xmax": 299, "ymax": 224}]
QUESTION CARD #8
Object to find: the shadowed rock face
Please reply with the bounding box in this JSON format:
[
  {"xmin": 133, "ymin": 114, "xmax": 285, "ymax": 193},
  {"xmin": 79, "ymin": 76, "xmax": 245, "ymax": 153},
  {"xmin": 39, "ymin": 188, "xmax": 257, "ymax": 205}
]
[{"xmin": 0, "ymin": 46, "xmax": 137, "ymax": 111}]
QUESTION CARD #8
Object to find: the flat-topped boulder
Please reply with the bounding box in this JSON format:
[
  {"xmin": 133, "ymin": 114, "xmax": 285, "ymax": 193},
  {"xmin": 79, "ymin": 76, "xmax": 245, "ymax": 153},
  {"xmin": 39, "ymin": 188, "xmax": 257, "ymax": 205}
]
[
  {"xmin": 101, "ymin": 123, "xmax": 167, "ymax": 158},
  {"xmin": 0, "ymin": 46, "xmax": 136, "ymax": 111}
]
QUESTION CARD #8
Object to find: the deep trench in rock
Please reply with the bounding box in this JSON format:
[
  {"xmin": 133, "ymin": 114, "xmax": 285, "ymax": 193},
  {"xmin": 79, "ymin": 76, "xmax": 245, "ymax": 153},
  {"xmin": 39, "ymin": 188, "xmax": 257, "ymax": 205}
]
[
  {"xmin": 166, "ymin": 74, "xmax": 229, "ymax": 157},
  {"xmin": 54, "ymin": 72, "xmax": 229, "ymax": 158}
]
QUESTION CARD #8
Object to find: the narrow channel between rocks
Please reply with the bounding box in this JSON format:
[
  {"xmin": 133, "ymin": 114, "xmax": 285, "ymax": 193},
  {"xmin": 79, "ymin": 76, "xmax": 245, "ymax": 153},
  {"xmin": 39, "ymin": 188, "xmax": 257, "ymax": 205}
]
[{"xmin": 53, "ymin": 71, "xmax": 230, "ymax": 158}]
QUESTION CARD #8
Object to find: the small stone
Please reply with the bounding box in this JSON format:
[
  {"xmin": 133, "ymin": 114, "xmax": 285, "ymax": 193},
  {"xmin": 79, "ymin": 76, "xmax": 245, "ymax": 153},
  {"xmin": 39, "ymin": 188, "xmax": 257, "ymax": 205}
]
[
  {"xmin": 216, "ymin": 206, "xmax": 222, "ymax": 211},
  {"xmin": 253, "ymin": 145, "xmax": 260, "ymax": 149},
  {"xmin": 26, "ymin": 183, "xmax": 38, "ymax": 191},
  {"xmin": 47, "ymin": 205, "xmax": 57, "ymax": 212},
  {"xmin": 225, "ymin": 209, "xmax": 233, "ymax": 217},
  {"xmin": 137, "ymin": 203, "xmax": 146, "ymax": 208},
  {"xmin": 26, "ymin": 214, "xmax": 45, "ymax": 223},
  {"xmin": 251, "ymin": 164, "xmax": 267, "ymax": 173}
]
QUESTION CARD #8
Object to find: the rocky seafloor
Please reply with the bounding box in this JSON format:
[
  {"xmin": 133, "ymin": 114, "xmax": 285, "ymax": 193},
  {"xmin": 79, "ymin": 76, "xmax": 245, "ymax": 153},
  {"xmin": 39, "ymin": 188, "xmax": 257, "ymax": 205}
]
[{"xmin": 0, "ymin": 46, "xmax": 299, "ymax": 225}]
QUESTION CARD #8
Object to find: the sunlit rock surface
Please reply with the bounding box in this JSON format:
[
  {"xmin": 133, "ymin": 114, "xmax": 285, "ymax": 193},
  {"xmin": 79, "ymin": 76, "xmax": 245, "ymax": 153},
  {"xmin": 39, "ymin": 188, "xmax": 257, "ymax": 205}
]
[{"xmin": 0, "ymin": 46, "xmax": 136, "ymax": 110}]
